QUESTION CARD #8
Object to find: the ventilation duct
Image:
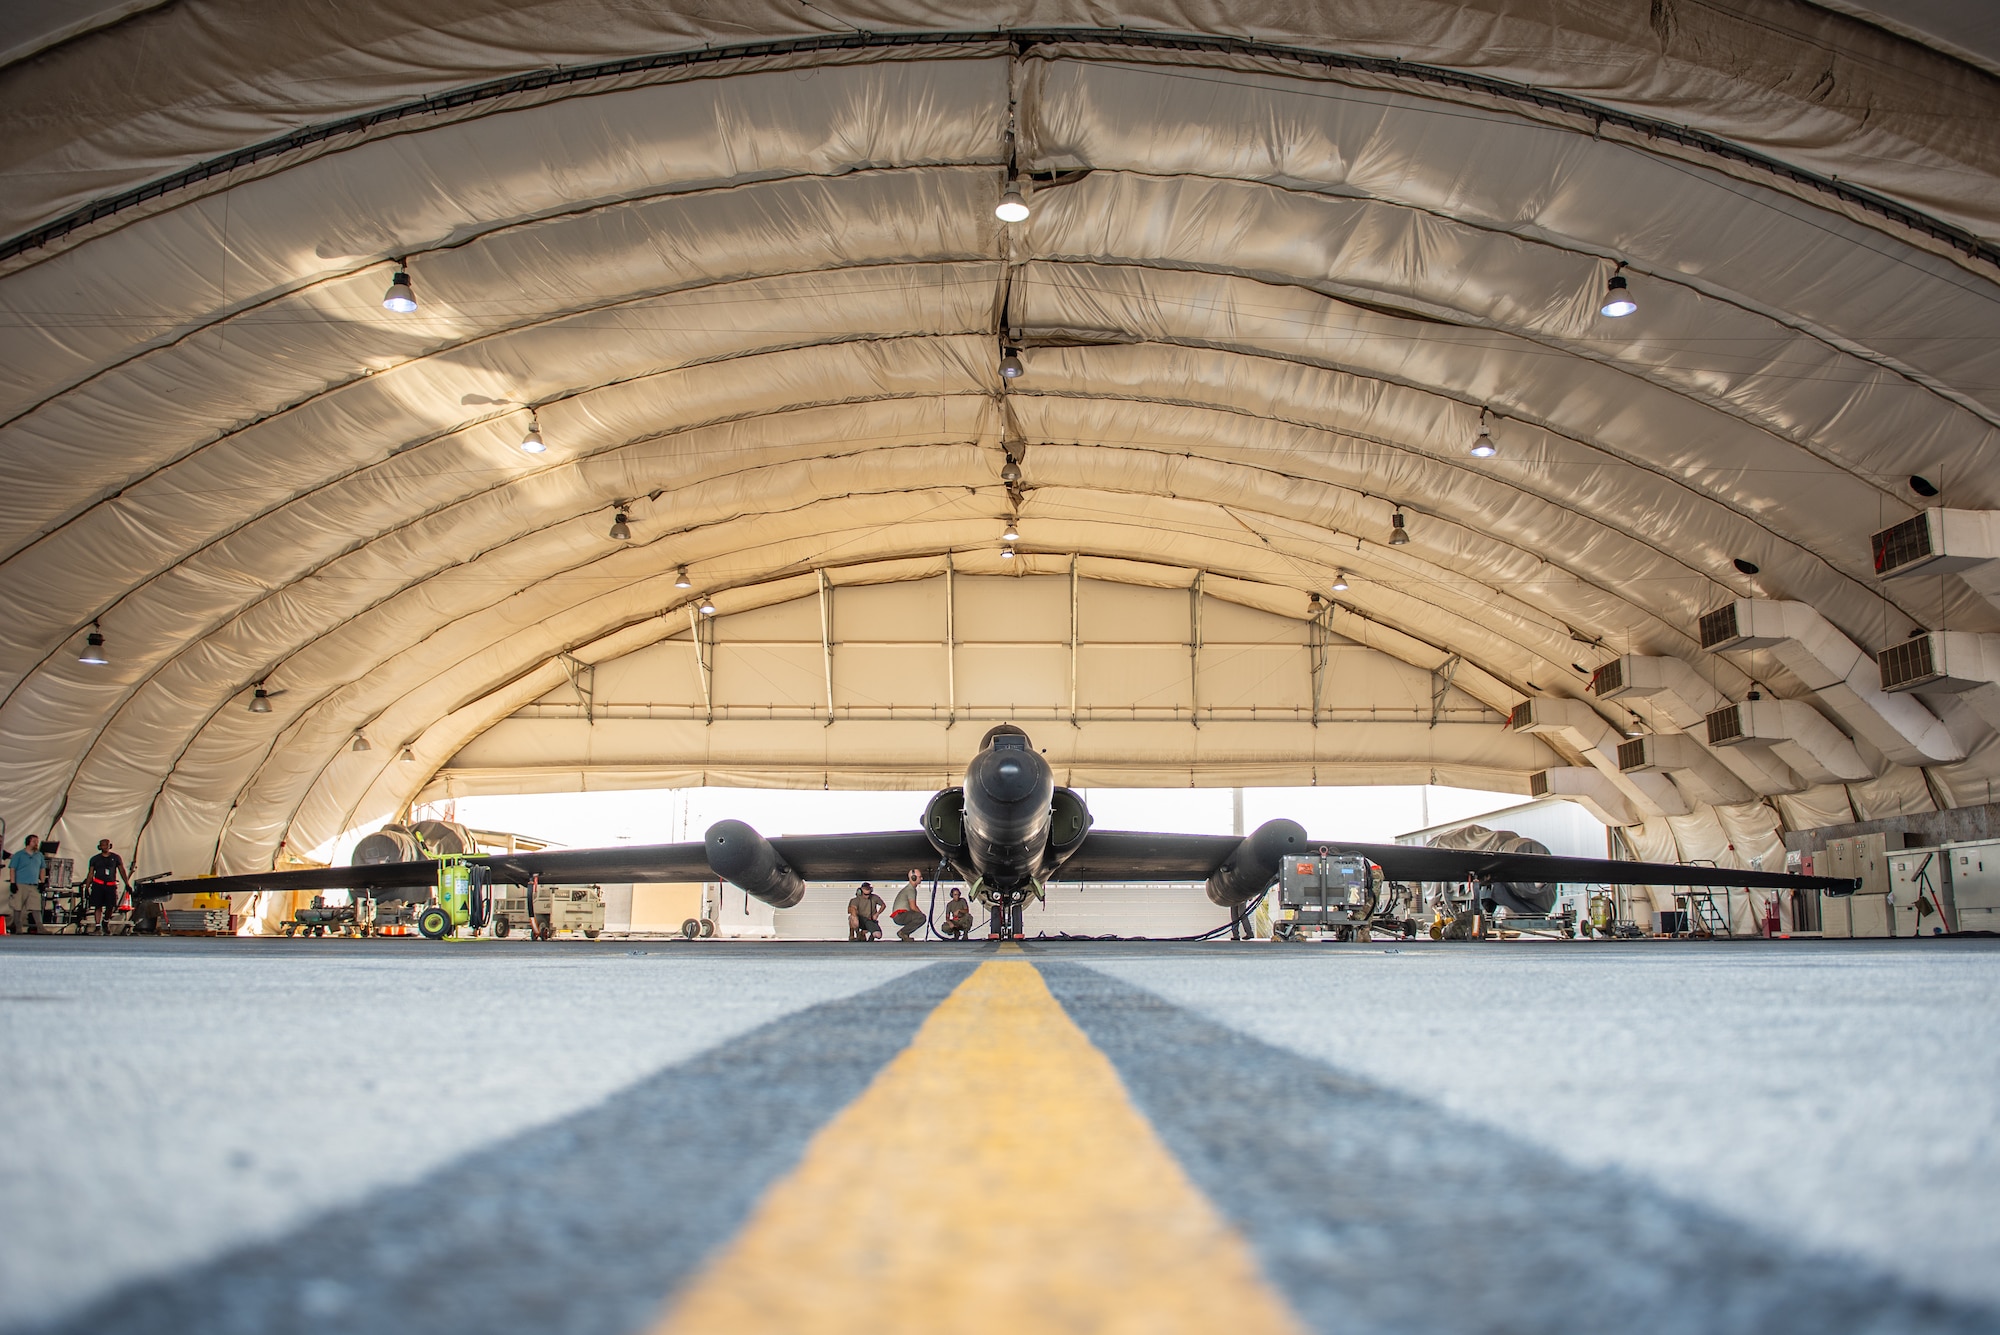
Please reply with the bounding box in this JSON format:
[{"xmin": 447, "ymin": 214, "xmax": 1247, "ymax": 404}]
[
  {"xmin": 1529, "ymin": 767, "xmax": 1638, "ymax": 827},
  {"xmin": 1615, "ymin": 732, "xmax": 1754, "ymax": 805},
  {"xmin": 1510, "ymin": 697, "xmax": 1686, "ymax": 817},
  {"xmin": 1704, "ymin": 699, "xmax": 1873, "ymax": 785},
  {"xmin": 1880, "ymin": 632, "xmax": 2000, "ymax": 731},
  {"xmin": 1697, "ymin": 600, "xmax": 1962, "ymax": 767},
  {"xmin": 1870, "ymin": 509, "xmax": 2000, "ymax": 613},
  {"xmin": 1590, "ymin": 653, "xmax": 1799, "ymax": 794}
]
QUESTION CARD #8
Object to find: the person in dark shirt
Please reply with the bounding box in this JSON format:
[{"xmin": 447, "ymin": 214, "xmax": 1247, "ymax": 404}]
[{"xmin": 85, "ymin": 839, "xmax": 131, "ymax": 933}]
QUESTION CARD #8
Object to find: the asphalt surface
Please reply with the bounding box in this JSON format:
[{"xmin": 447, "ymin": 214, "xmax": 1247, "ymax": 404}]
[{"xmin": 4, "ymin": 935, "xmax": 1997, "ymax": 1333}]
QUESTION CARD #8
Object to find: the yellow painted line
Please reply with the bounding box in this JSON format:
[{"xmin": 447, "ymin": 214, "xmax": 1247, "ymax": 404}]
[
  {"xmin": 655, "ymin": 960, "xmax": 1306, "ymax": 1335},
  {"xmin": 996, "ymin": 940, "xmax": 1024, "ymax": 954}
]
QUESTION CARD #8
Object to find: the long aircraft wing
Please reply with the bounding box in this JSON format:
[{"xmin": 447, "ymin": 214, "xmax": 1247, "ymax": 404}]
[
  {"xmin": 135, "ymin": 831, "xmax": 939, "ymax": 901},
  {"xmin": 138, "ymin": 826, "xmax": 1852, "ymax": 901},
  {"xmin": 1058, "ymin": 830, "xmax": 1856, "ymax": 893}
]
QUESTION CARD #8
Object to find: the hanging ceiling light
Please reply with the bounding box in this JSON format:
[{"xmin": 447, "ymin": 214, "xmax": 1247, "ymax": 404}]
[
  {"xmin": 999, "ymin": 349, "xmax": 1024, "ymax": 379},
  {"xmin": 1389, "ymin": 512, "xmax": 1410, "ymax": 545},
  {"xmin": 1000, "ymin": 456, "xmax": 1023, "ymax": 484},
  {"xmin": 699, "ymin": 597, "xmax": 716, "ymax": 616},
  {"xmin": 78, "ymin": 624, "xmax": 109, "ymax": 666},
  {"xmin": 1331, "ymin": 571, "xmax": 1349, "ymax": 592},
  {"xmin": 675, "ymin": 566, "xmax": 693, "ymax": 589},
  {"xmin": 995, "ymin": 182, "xmax": 1031, "ymax": 222},
  {"xmin": 1470, "ymin": 416, "xmax": 1496, "ymax": 459},
  {"xmin": 999, "ymin": 545, "xmax": 1016, "ymax": 560},
  {"xmin": 381, "ymin": 260, "xmax": 417, "ymax": 314},
  {"xmin": 248, "ymin": 686, "xmax": 274, "ymax": 714},
  {"xmin": 399, "ymin": 746, "xmax": 417, "ymax": 763},
  {"xmin": 1002, "ymin": 518, "xmax": 1019, "ymax": 542},
  {"xmin": 1600, "ymin": 265, "xmax": 1637, "ymax": 318},
  {"xmin": 608, "ymin": 510, "xmax": 631, "ymax": 541},
  {"xmin": 520, "ymin": 411, "xmax": 546, "ymax": 454},
  {"xmin": 1307, "ymin": 592, "xmax": 1322, "ymax": 613},
  {"xmin": 351, "ymin": 733, "xmax": 372, "ymax": 753}
]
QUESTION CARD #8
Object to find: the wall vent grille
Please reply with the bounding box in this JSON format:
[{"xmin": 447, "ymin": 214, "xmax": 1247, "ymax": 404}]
[
  {"xmin": 1705, "ymin": 704, "xmax": 1744, "ymax": 745},
  {"xmin": 1872, "ymin": 515, "xmax": 1934, "ymax": 575},
  {"xmin": 1509, "ymin": 701, "xmax": 1534, "ymax": 729},
  {"xmin": 1616, "ymin": 738, "xmax": 1648, "ymax": 771},
  {"xmin": 1590, "ymin": 660, "xmax": 1624, "ymax": 697},
  {"xmin": 1879, "ymin": 635, "xmax": 1938, "ymax": 691},
  {"xmin": 1528, "ymin": 770, "xmax": 1551, "ymax": 798},
  {"xmin": 1698, "ymin": 604, "xmax": 1741, "ymax": 650}
]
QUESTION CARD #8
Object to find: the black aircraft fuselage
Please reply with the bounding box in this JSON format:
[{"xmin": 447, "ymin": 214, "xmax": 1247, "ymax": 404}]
[{"xmin": 706, "ymin": 725, "xmax": 1095, "ymax": 908}]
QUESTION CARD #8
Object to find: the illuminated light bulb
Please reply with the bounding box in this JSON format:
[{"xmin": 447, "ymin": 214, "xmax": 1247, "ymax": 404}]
[
  {"xmin": 1470, "ymin": 423, "xmax": 1496, "ymax": 458},
  {"xmin": 78, "ymin": 628, "xmax": 108, "ymax": 665},
  {"xmin": 995, "ymin": 184, "xmax": 1030, "ymax": 222},
  {"xmin": 999, "ymin": 350, "xmax": 1024, "ymax": 379},
  {"xmin": 1331, "ymin": 572, "xmax": 1349, "ymax": 592},
  {"xmin": 381, "ymin": 266, "xmax": 417, "ymax": 313},
  {"xmin": 675, "ymin": 566, "xmax": 692, "ymax": 589},
  {"xmin": 1600, "ymin": 271, "xmax": 1637, "ymax": 318},
  {"xmin": 520, "ymin": 412, "xmax": 546, "ymax": 454}
]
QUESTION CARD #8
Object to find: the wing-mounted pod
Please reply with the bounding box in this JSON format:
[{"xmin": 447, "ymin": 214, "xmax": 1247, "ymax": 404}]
[
  {"xmin": 1205, "ymin": 818, "xmax": 1307, "ymax": 907},
  {"xmin": 704, "ymin": 819, "xmax": 806, "ymax": 909},
  {"xmin": 1042, "ymin": 787, "xmax": 1092, "ymax": 874}
]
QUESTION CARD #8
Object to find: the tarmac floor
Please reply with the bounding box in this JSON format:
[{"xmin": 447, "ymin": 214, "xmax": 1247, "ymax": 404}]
[{"xmin": 3, "ymin": 934, "xmax": 1998, "ymax": 1333}]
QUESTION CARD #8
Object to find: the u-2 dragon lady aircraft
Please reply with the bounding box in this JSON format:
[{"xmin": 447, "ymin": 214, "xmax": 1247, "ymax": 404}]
[{"xmin": 139, "ymin": 724, "xmax": 1856, "ymax": 936}]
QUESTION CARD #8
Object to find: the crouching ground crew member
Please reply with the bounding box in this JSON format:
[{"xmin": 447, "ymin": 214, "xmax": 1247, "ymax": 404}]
[
  {"xmin": 847, "ymin": 882, "xmax": 884, "ymax": 941},
  {"xmin": 941, "ymin": 886, "xmax": 973, "ymax": 941},
  {"xmin": 5, "ymin": 834, "xmax": 46, "ymax": 934},
  {"xmin": 889, "ymin": 868, "xmax": 927, "ymax": 941}
]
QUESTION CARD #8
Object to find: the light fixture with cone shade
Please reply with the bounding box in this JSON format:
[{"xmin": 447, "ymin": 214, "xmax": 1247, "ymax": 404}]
[
  {"xmin": 1002, "ymin": 518, "xmax": 1019, "ymax": 541},
  {"xmin": 1307, "ymin": 592, "xmax": 1322, "ymax": 613},
  {"xmin": 999, "ymin": 546, "xmax": 1016, "ymax": 560},
  {"xmin": 1000, "ymin": 456, "xmax": 1022, "ymax": 484},
  {"xmin": 995, "ymin": 183, "xmax": 1030, "ymax": 222},
  {"xmin": 699, "ymin": 598, "xmax": 716, "ymax": 615},
  {"xmin": 381, "ymin": 260, "xmax": 417, "ymax": 313},
  {"xmin": 1331, "ymin": 572, "xmax": 1349, "ymax": 592},
  {"xmin": 1470, "ymin": 412, "xmax": 1496, "ymax": 458},
  {"xmin": 1600, "ymin": 265, "xmax": 1637, "ymax": 318},
  {"xmin": 608, "ymin": 510, "xmax": 631, "ymax": 541},
  {"xmin": 674, "ymin": 566, "xmax": 692, "ymax": 589},
  {"xmin": 351, "ymin": 733, "xmax": 371, "ymax": 753},
  {"xmin": 520, "ymin": 411, "xmax": 546, "ymax": 454},
  {"xmin": 248, "ymin": 686, "xmax": 274, "ymax": 713},
  {"xmin": 399, "ymin": 746, "xmax": 417, "ymax": 763},
  {"xmin": 1389, "ymin": 512, "xmax": 1410, "ymax": 545},
  {"xmin": 78, "ymin": 624, "xmax": 108, "ymax": 665},
  {"xmin": 999, "ymin": 349, "xmax": 1023, "ymax": 379}
]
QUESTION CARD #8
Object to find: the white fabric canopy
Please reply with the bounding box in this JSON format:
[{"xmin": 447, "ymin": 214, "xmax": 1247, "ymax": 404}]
[{"xmin": 1, "ymin": 3, "xmax": 1996, "ymax": 876}]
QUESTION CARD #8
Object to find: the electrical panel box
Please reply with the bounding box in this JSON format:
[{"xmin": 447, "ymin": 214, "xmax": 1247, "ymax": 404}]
[
  {"xmin": 1848, "ymin": 894, "xmax": 1891, "ymax": 939},
  {"xmin": 1277, "ymin": 855, "xmax": 1376, "ymax": 930},
  {"xmin": 1824, "ymin": 834, "xmax": 1900, "ymax": 897},
  {"xmin": 1948, "ymin": 839, "xmax": 2000, "ymax": 933},
  {"xmin": 1821, "ymin": 892, "xmax": 1851, "ymax": 938}
]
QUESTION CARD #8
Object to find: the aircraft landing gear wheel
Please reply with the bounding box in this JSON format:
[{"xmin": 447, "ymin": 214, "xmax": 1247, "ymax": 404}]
[
  {"xmin": 416, "ymin": 905, "xmax": 453, "ymax": 940},
  {"xmin": 700, "ymin": 918, "xmax": 716, "ymax": 938},
  {"xmin": 492, "ymin": 915, "xmax": 510, "ymax": 939},
  {"xmin": 681, "ymin": 918, "xmax": 701, "ymax": 939}
]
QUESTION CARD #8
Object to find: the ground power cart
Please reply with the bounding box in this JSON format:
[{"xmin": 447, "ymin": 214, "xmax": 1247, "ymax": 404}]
[{"xmin": 1274, "ymin": 854, "xmax": 1381, "ymax": 942}]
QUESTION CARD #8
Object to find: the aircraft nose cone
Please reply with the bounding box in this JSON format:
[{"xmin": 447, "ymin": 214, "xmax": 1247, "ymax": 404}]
[{"xmin": 985, "ymin": 754, "xmax": 1035, "ymax": 802}]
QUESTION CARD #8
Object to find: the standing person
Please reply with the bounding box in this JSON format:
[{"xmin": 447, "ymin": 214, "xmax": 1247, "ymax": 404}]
[
  {"xmin": 889, "ymin": 868, "xmax": 928, "ymax": 942},
  {"xmin": 940, "ymin": 887, "xmax": 973, "ymax": 941},
  {"xmin": 6, "ymin": 835, "xmax": 46, "ymax": 934},
  {"xmin": 85, "ymin": 839, "xmax": 131, "ymax": 934},
  {"xmin": 846, "ymin": 882, "xmax": 884, "ymax": 941}
]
